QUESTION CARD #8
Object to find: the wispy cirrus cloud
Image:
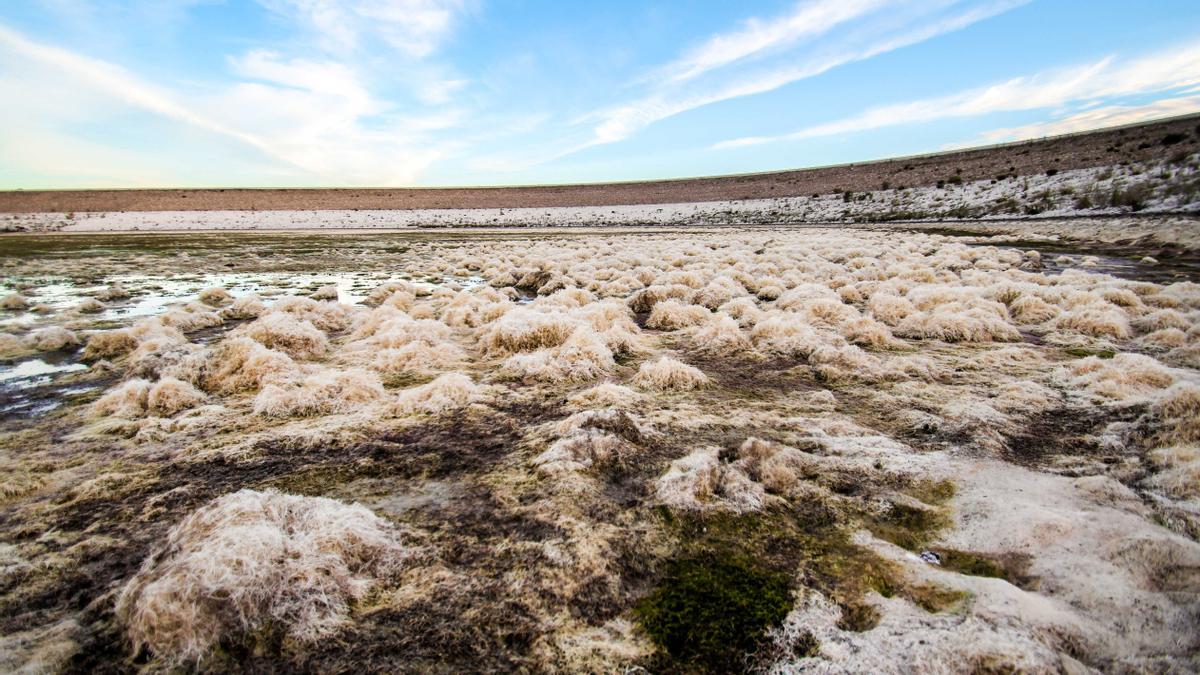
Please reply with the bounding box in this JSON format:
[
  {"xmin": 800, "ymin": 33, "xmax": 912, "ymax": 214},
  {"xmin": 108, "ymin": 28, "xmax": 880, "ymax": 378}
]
[
  {"xmin": 256, "ymin": 0, "xmax": 471, "ymax": 57},
  {"xmin": 0, "ymin": 22, "xmax": 451, "ymax": 186},
  {"xmin": 0, "ymin": 22, "xmax": 268, "ymax": 152},
  {"xmin": 714, "ymin": 41, "xmax": 1200, "ymax": 149},
  {"xmin": 651, "ymin": 0, "xmax": 892, "ymax": 85},
  {"xmin": 563, "ymin": 0, "xmax": 1027, "ymax": 157},
  {"xmin": 946, "ymin": 95, "xmax": 1200, "ymax": 148}
]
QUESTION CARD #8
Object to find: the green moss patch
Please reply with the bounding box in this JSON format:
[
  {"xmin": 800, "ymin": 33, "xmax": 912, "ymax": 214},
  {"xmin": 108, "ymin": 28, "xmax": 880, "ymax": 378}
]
[
  {"xmin": 933, "ymin": 548, "xmax": 1036, "ymax": 588},
  {"xmin": 640, "ymin": 501, "xmax": 968, "ymax": 670},
  {"xmin": 1065, "ymin": 347, "xmax": 1116, "ymax": 359},
  {"xmin": 904, "ymin": 478, "xmax": 956, "ymax": 505},
  {"xmin": 635, "ymin": 553, "xmax": 793, "ymax": 672},
  {"xmin": 865, "ymin": 500, "xmax": 950, "ymax": 551}
]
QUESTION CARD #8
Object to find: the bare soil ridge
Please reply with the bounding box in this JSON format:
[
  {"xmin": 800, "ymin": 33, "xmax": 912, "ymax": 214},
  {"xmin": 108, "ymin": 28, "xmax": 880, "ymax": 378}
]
[{"xmin": 3, "ymin": 114, "xmax": 1199, "ymax": 214}]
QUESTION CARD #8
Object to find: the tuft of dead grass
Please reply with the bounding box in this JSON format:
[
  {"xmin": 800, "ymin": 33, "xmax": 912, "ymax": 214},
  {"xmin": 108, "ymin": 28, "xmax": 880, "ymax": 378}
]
[{"xmin": 116, "ymin": 489, "xmax": 406, "ymax": 665}]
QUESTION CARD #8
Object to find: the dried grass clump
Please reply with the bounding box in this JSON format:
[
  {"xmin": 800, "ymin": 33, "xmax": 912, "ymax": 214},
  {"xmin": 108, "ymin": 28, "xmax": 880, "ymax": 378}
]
[
  {"xmin": 1008, "ymin": 295, "xmax": 1061, "ymax": 324},
  {"xmin": 572, "ymin": 301, "xmax": 645, "ymax": 355},
  {"xmin": 992, "ymin": 380, "xmax": 1061, "ymax": 415},
  {"xmin": 75, "ymin": 298, "xmax": 105, "ymax": 314},
  {"xmin": 439, "ymin": 289, "xmax": 508, "ymax": 328},
  {"xmin": 533, "ymin": 430, "xmax": 633, "ymax": 476},
  {"xmin": 372, "ymin": 341, "xmax": 466, "ymax": 378},
  {"xmin": 240, "ymin": 313, "xmax": 328, "ymax": 360},
  {"xmin": 540, "ymin": 287, "xmax": 595, "ymax": 309},
  {"xmin": 554, "ymin": 408, "xmax": 648, "ymax": 442},
  {"xmin": 1134, "ymin": 309, "xmax": 1191, "ymax": 334},
  {"xmin": 97, "ymin": 282, "xmax": 131, "ymax": 301},
  {"xmin": 1167, "ymin": 344, "xmax": 1200, "ymax": 369},
  {"xmin": 867, "ymin": 293, "xmax": 916, "ymax": 326},
  {"xmin": 566, "ymin": 383, "xmax": 642, "ymax": 410},
  {"xmin": 203, "ymin": 337, "xmax": 297, "ymax": 394},
  {"xmin": 1054, "ymin": 306, "xmax": 1132, "ymax": 339},
  {"xmin": 364, "ymin": 281, "xmax": 416, "ymax": 307},
  {"xmin": 968, "ymin": 346, "xmax": 1046, "ymax": 370},
  {"xmin": 0, "ymin": 333, "xmax": 25, "ymax": 358},
  {"xmin": 394, "ymin": 373, "xmax": 481, "ymax": 415},
  {"xmin": 271, "ymin": 296, "xmax": 355, "ymax": 332},
  {"xmin": 632, "ymin": 356, "xmax": 709, "ymax": 391},
  {"xmin": 352, "ymin": 308, "xmax": 451, "ymax": 347},
  {"xmin": 796, "ymin": 298, "xmax": 860, "ymax": 327},
  {"xmin": 310, "ymin": 285, "xmax": 339, "ymax": 301},
  {"xmin": 1, "ymin": 293, "xmax": 30, "ymax": 310},
  {"xmin": 254, "ymin": 368, "xmax": 384, "ymax": 417},
  {"xmin": 198, "ymin": 287, "xmax": 232, "ymax": 306},
  {"xmin": 83, "ymin": 329, "xmax": 139, "ymax": 360},
  {"xmin": 734, "ymin": 437, "xmax": 815, "ymax": 495},
  {"xmin": 1144, "ymin": 445, "xmax": 1200, "ymax": 499},
  {"xmin": 115, "ymin": 489, "xmax": 405, "ymax": 665},
  {"xmin": 1065, "ymin": 353, "xmax": 1175, "ymax": 400},
  {"xmin": 718, "ymin": 297, "xmax": 765, "ymax": 327},
  {"xmin": 1152, "ymin": 382, "xmax": 1200, "ymax": 445},
  {"xmin": 481, "ymin": 308, "xmax": 578, "ymax": 354},
  {"xmin": 646, "ymin": 300, "xmax": 710, "ymax": 331},
  {"xmin": 756, "ymin": 283, "xmax": 784, "ymax": 301},
  {"xmin": 775, "ymin": 284, "xmax": 841, "ymax": 311},
  {"xmin": 627, "ymin": 284, "xmax": 693, "ymax": 313},
  {"xmin": 691, "ymin": 314, "xmax": 752, "ymax": 357},
  {"xmin": 93, "ymin": 377, "xmax": 208, "ymax": 419},
  {"xmin": 1141, "ymin": 328, "xmax": 1188, "ymax": 350},
  {"xmin": 808, "ymin": 344, "xmax": 883, "ymax": 382},
  {"xmin": 91, "ymin": 379, "xmax": 151, "ymax": 418},
  {"xmin": 839, "ymin": 316, "xmax": 902, "ymax": 350},
  {"xmin": 692, "ymin": 277, "xmax": 747, "ymax": 310},
  {"xmin": 220, "ymin": 294, "xmax": 266, "ymax": 320},
  {"xmin": 501, "ymin": 328, "xmax": 615, "ymax": 383},
  {"xmin": 160, "ymin": 306, "xmax": 223, "ymax": 332},
  {"xmin": 146, "ymin": 377, "xmax": 208, "ymax": 417},
  {"xmin": 895, "ymin": 301, "xmax": 1020, "ymax": 342},
  {"xmin": 28, "ymin": 327, "xmax": 79, "ymax": 352},
  {"xmin": 1160, "ymin": 280, "xmax": 1200, "ymax": 305},
  {"xmin": 655, "ymin": 447, "xmax": 764, "ymax": 513},
  {"xmin": 124, "ymin": 334, "xmax": 200, "ymax": 382},
  {"xmin": 750, "ymin": 314, "xmax": 825, "ymax": 357}
]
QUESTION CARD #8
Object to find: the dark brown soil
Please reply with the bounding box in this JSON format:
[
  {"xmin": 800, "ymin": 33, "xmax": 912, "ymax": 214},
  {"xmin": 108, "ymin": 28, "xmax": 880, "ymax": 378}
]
[{"xmin": 2, "ymin": 115, "xmax": 1197, "ymax": 214}]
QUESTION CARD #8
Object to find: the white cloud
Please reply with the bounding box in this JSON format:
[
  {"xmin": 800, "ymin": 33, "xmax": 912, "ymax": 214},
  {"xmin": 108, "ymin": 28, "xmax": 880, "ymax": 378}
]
[
  {"xmin": 570, "ymin": 0, "xmax": 1026, "ymax": 154},
  {"xmin": 257, "ymin": 0, "xmax": 469, "ymax": 57},
  {"xmin": 0, "ymin": 23, "xmax": 451, "ymax": 186},
  {"xmin": 0, "ymin": 23, "xmax": 269, "ymax": 152},
  {"xmin": 714, "ymin": 41, "xmax": 1200, "ymax": 149},
  {"xmin": 416, "ymin": 77, "xmax": 468, "ymax": 105},
  {"xmin": 654, "ymin": 0, "xmax": 893, "ymax": 84},
  {"xmin": 214, "ymin": 50, "xmax": 444, "ymax": 184},
  {"xmin": 950, "ymin": 95, "xmax": 1200, "ymax": 147}
]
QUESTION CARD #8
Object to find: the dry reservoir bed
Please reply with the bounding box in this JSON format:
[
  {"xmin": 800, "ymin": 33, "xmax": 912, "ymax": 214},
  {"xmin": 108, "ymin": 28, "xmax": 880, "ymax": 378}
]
[{"xmin": 0, "ymin": 224, "xmax": 1197, "ymax": 673}]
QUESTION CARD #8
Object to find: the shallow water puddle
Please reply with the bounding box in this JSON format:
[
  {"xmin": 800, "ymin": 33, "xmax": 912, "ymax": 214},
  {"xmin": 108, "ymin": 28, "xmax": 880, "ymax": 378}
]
[
  {"xmin": 0, "ymin": 358, "xmax": 88, "ymax": 388},
  {"xmin": 0, "ymin": 270, "xmax": 486, "ymax": 416},
  {"xmin": 0, "ymin": 357, "xmax": 92, "ymax": 416},
  {"xmin": 946, "ymin": 234, "xmax": 1200, "ymax": 283}
]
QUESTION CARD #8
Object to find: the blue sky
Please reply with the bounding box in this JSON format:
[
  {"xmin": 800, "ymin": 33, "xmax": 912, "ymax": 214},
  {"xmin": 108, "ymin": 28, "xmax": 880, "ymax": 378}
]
[{"xmin": 2, "ymin": 0, "xmax": 1199, "ymax": 189}]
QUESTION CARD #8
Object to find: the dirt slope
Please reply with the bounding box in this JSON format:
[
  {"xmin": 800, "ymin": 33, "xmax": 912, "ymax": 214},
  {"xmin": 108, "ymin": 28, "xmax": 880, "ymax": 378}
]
[{"xmin": 2, "ymin": 114, "xmax": 1198, "ymax": 214}]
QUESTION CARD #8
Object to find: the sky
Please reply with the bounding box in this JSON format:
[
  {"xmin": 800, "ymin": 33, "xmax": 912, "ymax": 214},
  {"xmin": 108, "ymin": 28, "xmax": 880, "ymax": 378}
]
[{"xmin": 1, "ymin": 1, "xmax": 1199, "ymax": 189}]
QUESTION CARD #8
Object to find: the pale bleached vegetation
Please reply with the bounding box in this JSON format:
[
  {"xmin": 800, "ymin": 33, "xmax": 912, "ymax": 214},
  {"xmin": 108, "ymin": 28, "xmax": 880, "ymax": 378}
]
[
  {"xmin": 632, "ymin": 356, "xmax": 709, "ymax": 391},
  {"xmin": 4, "ymin": 224, "xmax": 1200, "ymax": 674},
  {"xmin": 116, "ymin": 490, "xmax": 406, "ymax": 665}
]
